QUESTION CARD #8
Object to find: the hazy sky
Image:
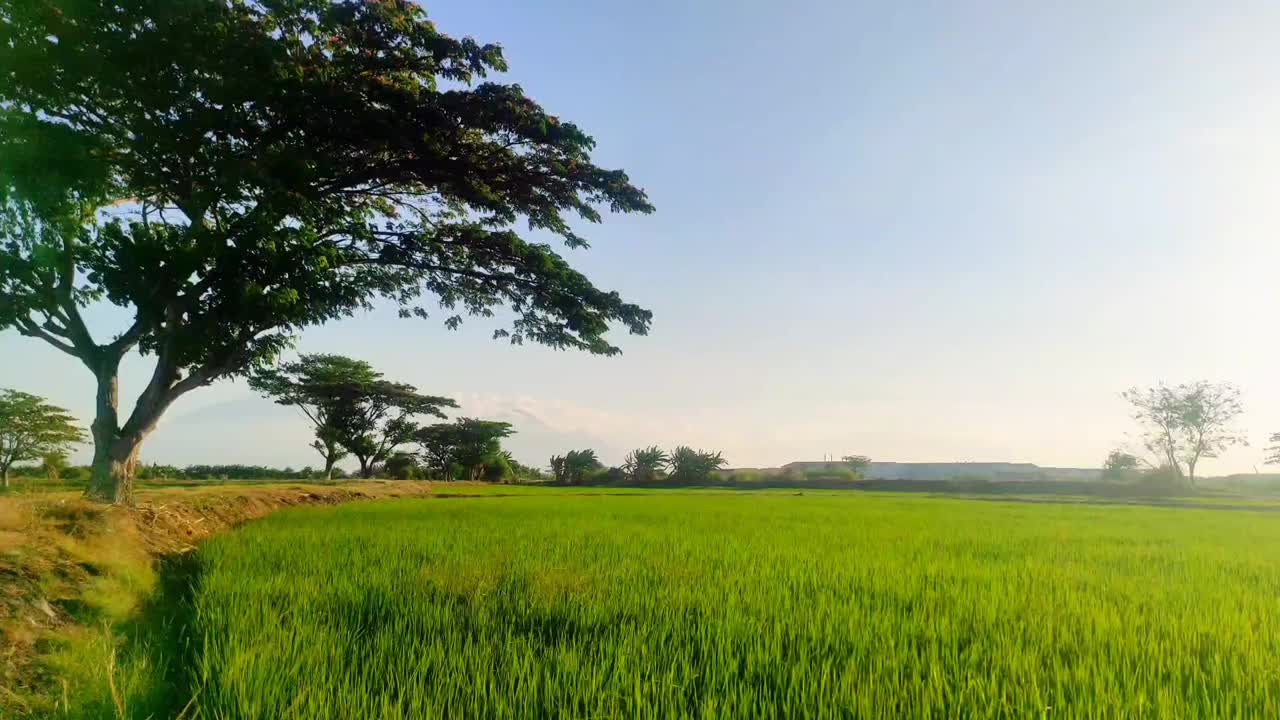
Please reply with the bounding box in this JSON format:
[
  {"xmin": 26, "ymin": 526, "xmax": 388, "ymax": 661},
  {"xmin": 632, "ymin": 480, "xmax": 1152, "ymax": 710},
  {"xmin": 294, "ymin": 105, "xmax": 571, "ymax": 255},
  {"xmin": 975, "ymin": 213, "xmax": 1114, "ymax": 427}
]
[{"xmin": 4, "ymin": 0, "xmax": 1280, "ymax": 474}]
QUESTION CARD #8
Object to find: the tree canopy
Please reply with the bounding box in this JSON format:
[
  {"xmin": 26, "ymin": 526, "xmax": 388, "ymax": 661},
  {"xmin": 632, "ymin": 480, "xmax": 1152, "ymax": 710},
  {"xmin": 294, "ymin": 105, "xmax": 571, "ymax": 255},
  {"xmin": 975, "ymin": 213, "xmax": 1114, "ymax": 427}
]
[
  {"xmin": 415, "ymin": 418, "xmax": 514, "ymax": 481},
  {"xmin": 0, "ymin": 0, "xmax": 652, "ymax": 502},
  {"xmin": 323, "ymin": 373, "xmax": 455, "ymax": 479},
  {"xmin": 248, "ymin": 354, "xmax": 385, "ymax": 479},
  {"xmin": 668, "ymin": 446, "xmax": 726, "ymax": 484},
  {"xmin": 551, "ymin": 449, "xmax": 602, "ymax": 484},
  {"xmin": 0, "ymin": 388, "xmax": 86, "ymax": 487},
  {"xmin": 622, "ymin": 446, "xmax": 668, "ymax": 483},
  {"xmin": 841, "ymin": 455, "xmax": 871, "ymax": 474}
]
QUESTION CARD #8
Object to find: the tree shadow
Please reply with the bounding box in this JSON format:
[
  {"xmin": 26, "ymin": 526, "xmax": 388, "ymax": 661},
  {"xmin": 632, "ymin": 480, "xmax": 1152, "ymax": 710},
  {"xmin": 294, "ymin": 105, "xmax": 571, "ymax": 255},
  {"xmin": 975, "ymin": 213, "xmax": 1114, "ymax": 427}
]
[{"xmin": 110, "ymin": 551, "xmax": 205, "ymax": 719}]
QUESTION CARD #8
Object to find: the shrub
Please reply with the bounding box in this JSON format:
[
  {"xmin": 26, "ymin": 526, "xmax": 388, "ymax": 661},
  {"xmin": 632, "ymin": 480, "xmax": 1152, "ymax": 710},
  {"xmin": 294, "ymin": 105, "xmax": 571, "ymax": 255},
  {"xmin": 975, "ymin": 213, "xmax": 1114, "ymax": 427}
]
[
  {"xmin": 383, "ymin": 453, "xmax": 422, "ymax": 480},
  {"xmin": 482, "ymin": 454, "xmax": 514, "ymax": 483},
  {"xmin": 1136, "ymin": 466, "xmax": 1186, "ymax": 493}
]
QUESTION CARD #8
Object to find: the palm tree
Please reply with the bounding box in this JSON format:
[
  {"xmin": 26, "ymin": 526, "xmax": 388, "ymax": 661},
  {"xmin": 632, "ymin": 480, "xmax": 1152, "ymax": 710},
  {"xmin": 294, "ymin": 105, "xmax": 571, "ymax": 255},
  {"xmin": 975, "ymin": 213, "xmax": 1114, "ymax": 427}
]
[{"xmin": 622, "ymin": 446, "xmax": 668, "ymax": 482}]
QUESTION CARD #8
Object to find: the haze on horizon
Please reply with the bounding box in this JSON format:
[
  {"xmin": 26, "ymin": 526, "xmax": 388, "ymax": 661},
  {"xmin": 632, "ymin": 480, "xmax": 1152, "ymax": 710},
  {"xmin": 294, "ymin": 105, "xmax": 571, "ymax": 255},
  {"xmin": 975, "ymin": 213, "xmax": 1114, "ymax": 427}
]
[{"xmin": 4, "ymin": 0, "xmax": 1279, "ymax": 475}]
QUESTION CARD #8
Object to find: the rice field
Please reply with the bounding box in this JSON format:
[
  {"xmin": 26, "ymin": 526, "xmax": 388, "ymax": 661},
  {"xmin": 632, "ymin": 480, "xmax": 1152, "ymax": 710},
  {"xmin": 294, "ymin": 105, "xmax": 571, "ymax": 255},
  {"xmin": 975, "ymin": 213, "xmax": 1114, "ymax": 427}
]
[{"xmin": 175, "ymin": 492, "xmax": 1280, "ymax": 718}]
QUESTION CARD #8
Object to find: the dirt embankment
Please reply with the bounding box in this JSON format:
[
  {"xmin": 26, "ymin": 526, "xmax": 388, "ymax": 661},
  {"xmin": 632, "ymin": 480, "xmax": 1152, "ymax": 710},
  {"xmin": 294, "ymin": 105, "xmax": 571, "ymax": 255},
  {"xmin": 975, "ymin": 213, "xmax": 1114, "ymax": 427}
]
[{"xmin": 0, "ymin": 481, "xmax": 432, "ymax": 715}]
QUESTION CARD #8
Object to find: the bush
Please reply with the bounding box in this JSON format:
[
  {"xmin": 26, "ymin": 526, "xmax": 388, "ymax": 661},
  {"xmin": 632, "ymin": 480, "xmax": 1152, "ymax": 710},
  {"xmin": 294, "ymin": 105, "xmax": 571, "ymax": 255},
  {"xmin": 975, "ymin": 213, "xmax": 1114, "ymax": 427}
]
[
  {"xmin": 803, "ymin": 467, "xmax": 858, "ymax": 482},
  {"xmin": 382, "ymin": 453, "xmax": 422, "ymax": 480},
  {"xmin": 482, "ymin": 454, "xmax": 513, "ymax": 483},
  {"xmin": 1136, "ymin": 466, "xmax": 1186, "ymax": 493},
  {"xmin": 60, "ymin": 465, "xmax": 87, "ymax": 481},
  {"xmin": 723, "ymin": 469, "xmax": 763, "ymax": 484},
  {"xmin": 585, "ymin": 467, "xmax": 626, "ymax": 484}
]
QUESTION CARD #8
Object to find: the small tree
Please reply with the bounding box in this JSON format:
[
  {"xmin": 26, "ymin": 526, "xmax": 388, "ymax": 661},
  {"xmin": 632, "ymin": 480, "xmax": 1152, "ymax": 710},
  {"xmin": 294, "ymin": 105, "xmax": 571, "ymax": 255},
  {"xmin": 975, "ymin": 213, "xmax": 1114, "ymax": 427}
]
[
  {"xmin": 668, "ymin": 446, "xmax": 726, "ymax": 484},
  {"xmin": 0, "ymin": 389, "xmax": 86, "ymax": 488},
  {"xmin": 622, "ymin": 446, "xmax": 668, "ymax": 483},
  {"xmin": 42, "ymin": 451, "xmax": 70, "ymax": 483},
  {"xmin": 841, "ymin": 455, "xmax": 871, "ymax": 475},
  {"xmin": 549, "ymin": 455, "xmax": 567, "ymax": 483},
  {"xmin": 1122, "ymin": 381, "xmax": 1246, "ymax": 487},
  {"xmin": 1101, "ymin": 449, "xmax": 1141, "ymax": 482}
]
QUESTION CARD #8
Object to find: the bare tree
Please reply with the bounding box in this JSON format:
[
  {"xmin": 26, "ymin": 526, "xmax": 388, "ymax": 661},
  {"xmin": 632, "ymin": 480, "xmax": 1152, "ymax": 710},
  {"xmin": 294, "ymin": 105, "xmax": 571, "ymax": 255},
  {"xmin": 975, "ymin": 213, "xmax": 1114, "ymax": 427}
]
[{"xmin": 1122, "ymin": 382, "xmax": 1246, "ymax": 486}]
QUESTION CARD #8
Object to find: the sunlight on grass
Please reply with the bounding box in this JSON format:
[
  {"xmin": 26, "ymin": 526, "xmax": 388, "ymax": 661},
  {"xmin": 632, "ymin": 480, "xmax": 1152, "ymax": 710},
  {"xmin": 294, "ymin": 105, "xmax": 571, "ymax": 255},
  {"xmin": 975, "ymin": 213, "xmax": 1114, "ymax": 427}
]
[{"xmin": 166, "ymin": 494, "xmax": 1280, "ymax": 718}]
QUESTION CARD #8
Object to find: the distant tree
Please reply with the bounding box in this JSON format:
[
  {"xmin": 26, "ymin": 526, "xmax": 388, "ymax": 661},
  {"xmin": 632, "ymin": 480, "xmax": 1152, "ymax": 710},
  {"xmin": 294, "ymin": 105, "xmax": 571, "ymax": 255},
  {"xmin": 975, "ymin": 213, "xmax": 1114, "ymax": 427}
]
[
  {"xmin": 1101, "ymin": 449, "xmax": 1141, "ymax": 482},
  {"xmin": 42, "ymin": 451, "xmax": 70, "ymax": 483},
  {"xmin": 622, "ymin": 446, "xmax": 668, "ymax": 482},
  {"xmin": 331, "ymin": 381, "xmax": 456, "ymax": 479},
  {"xmin": 1266, "ymin": 433, "xmax": 1280, "ymax": 466},
  {"xmin": 249, "ymin": 354, "xmax": 380, "ymax": 480},
  {"xmin": 0, "ymin": 389, "xmax": 86, "ymax": 489},
  {"xmin": 841, "ymin": 455, "xmax": 871, "ymax": 475},
  {"xmin": 668, "ymin": 446, "xmax": 727, "ymax": 484},
  {"xmin": 549, "ymin": 455, "xmax": 568, "ymax": 483},
  {"xmin": 562, "ymin": 449, "xmax": 603, "ymax": 484},
  {"xmin": 1122, "ymin": 382, "xmax": 1246, "ymax": 486},
  {"xmin": 415, "ymin": 418, "xmax": 514, "ymax": 481},
  {"xmin": 507, "ymin": 456, "xmax": 547, "ymax": 483},
  {"xmin": 0, "ymin": 0, "xmax": 653, "ymax": 504}
]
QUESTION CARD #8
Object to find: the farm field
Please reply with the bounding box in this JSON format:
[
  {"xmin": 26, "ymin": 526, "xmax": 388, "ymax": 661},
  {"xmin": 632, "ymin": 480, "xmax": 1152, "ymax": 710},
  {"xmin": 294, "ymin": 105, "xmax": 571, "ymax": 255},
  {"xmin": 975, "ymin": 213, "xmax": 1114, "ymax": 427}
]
[{"xmin": 113, "ymin": 491, "xmax": 1280, "ymax": 718}]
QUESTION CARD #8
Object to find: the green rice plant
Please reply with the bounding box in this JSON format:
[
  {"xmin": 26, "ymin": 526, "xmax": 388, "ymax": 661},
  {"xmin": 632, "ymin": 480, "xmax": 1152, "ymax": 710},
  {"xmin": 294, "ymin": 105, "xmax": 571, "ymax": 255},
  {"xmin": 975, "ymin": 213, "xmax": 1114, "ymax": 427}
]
[{"xmin": 157, "ymin": 493, "xmax": 1280, "ymax": 718}]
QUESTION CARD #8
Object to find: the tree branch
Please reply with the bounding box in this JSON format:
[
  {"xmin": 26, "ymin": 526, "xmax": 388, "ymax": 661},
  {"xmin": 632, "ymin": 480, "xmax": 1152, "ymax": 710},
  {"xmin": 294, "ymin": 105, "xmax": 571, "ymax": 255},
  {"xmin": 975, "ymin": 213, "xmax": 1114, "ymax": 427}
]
[
  {"xmin": 104, "ymin": 314, "xmax": 148, "ymax": 358},
  {"xmin": 15, "ymin": 317, "xmax": 80, "ymax": 357}
]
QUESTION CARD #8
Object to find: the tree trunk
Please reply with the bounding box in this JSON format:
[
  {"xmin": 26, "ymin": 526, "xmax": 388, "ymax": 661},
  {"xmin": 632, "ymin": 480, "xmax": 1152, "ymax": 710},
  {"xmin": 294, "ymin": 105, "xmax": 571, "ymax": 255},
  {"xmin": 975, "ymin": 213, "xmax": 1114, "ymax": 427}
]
[
  {"xmin": 324, "ymin": 455, "xmax": 336, "ymax": 482},
  {"xmin": 83, "ymin": 362, "xmax": 145, "ymax": 504},
  {"xmin": 85, "ymin": 438, "xmax": 142, "ymax": 504},
  {"xmin": 1, "ymin": 466, "xmax": 8, "ymax": 490},
  {"xmin": 358, "ymin": 457, "xmax": 373, "ymax": 478}
]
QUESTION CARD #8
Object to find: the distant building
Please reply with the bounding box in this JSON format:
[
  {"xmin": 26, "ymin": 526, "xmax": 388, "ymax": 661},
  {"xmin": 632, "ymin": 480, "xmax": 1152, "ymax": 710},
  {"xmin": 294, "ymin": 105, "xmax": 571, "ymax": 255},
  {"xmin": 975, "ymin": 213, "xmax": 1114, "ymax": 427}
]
[{"xmin": 778, "ymin": 461, "xmax": 1101, "ymax": 482}]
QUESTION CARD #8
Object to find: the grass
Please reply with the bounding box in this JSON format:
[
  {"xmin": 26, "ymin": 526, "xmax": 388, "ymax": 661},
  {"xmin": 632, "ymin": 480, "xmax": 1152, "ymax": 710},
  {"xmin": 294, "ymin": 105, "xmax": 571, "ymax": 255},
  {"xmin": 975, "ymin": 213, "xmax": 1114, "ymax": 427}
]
[
  {"xmin": 0, "ymin": 481, "xmax": 433, "ymax": 719},
  {"xmin": 111, "ymin": 491, "xmax": 1280, "ymax": 719}
]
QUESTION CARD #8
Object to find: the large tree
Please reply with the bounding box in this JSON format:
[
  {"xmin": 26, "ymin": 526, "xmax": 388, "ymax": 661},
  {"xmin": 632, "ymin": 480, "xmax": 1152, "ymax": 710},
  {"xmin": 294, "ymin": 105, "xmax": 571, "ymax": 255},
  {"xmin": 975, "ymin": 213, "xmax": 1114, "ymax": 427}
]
[
  {"xmin": 248, "ymin": 354, "xmax": 385, "ymax": 480},
  {"xmin": 415, "ymin": 418, "xmax": 513, "ymax": 480},
  {"xmin": 0, "ymin": 388, "xmax": 86, "ymax": 487},
  {"xmin": 0, "ymin": 0, "xmax": 652, "ymax": 503},
  {"xmin": 1122, "ymin": 382, "xmax": 1246, "ymax": 486}
]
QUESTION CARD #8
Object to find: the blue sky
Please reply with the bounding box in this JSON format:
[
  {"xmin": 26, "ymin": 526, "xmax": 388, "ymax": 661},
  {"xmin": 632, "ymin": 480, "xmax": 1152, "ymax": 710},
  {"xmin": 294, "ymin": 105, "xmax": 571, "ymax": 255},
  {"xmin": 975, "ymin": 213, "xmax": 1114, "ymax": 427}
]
[{"xmin": 5, "ymin": 0, "xmax": 1280, "ymax": 473}]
